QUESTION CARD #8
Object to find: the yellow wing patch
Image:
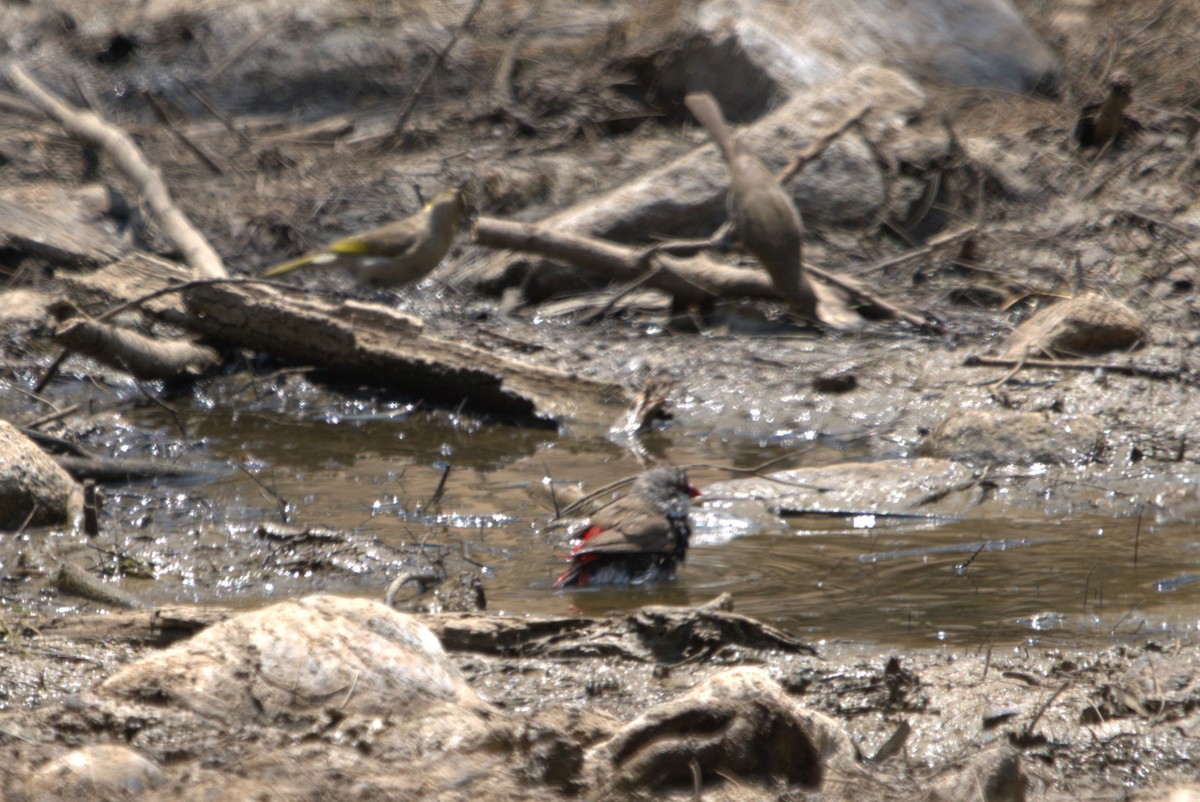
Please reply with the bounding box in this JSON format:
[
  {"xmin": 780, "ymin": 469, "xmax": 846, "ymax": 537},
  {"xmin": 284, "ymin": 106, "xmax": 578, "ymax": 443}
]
[{"xmin": 327, "ymin": 236, "xmax": 372, "ymax": 255}]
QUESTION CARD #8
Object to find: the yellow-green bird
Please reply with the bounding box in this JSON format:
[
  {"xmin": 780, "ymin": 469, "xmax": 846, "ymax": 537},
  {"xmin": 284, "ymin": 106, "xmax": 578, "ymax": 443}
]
[{"xmin": 263, "ymin": 188, "xmax": 468, "ymax": 288}]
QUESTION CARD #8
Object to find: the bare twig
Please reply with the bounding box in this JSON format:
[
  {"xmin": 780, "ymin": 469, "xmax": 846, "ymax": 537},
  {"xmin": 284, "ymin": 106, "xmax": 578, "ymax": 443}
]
[
  {"xmin": 847, "ymin": 225, "xmax": 976, "ymax": 278},
  {"xmin": 1024, "ymin": 680, "xmax": 1071, "ymax": 737},
  {"xmin": 380, "ymin": 0, "xmax": 485, "ymax": 151},
  {"xmin": 427, "ymin": 463, "xmax": 452, "ymax": 509},
  {"xmin": 777, "ymin": 101, "xmax": 873, "ymax": 185},
  {"xmin": 1133, "ymin": 506, "xmax": 1144, "ymax": 567},
  {"xmin": 208, "ymin": 8, "xmax": 290, "ymax": 81},
  {"xmin": 964, "ymin": 354, "xmax": 1193, "ymax": 384},
  {"xmin": 580, "ymin": 263, "xmax": 665, "ymax": 324},
  {"xmin": 806, "ymin": 262, "xmax": 941, "ymax": 331},
  {"xmin": 142, "ymin": 90, "xmax": 225, "ymax": 174}
]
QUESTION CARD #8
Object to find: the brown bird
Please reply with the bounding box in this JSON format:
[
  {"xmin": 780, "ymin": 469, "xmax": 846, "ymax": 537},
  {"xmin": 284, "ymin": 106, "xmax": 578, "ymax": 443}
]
[
  {"xmin": 553, "ymin": 465, "xmax": 701, "ymax": 588},
  {"xmin": 685, "ymin": 92, "xmax": 818, "ymax": 319},
  {"xmin": 262, "ymin": 188, "xmax": 467, "ymax": 288}
]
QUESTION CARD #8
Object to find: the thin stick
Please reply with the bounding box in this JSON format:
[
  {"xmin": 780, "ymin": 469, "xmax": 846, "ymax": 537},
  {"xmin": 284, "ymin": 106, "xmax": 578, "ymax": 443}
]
[
  {"xmin": 208, "ymin": 8, "xmax": 290, "ymax": 82},
  {"xmin": 142, "ymin": 90, "xmax": 225, "ymax": 174},
  {"xmin": 380, "ymin": 0, "xmax": 485, "ymax": 151},
  {"xmin": 580, "ymin": 264, "xmax": 663, "ymax": 324},
  {"xmin": 846, "ymin": 225, "xmax": 976, "ymax": 278},
  {"xmin": 179, "ymin": 80, "xmax": 255, "ymax": 147},
  {"xmin": 427, "ymin": 463, "xmax": 452, "ymax": 509},
  {"xmin": 1025, "ymin": 680, "xmax": 1070, "ymax": 736},
  {"xmin": 1133, "ymin": 506, "xmax": 1143, "ymax": 568},
  {"xmin": 1081, "ymin": 140, "xmax": 1161, "ymax": 199},
  {"xmin": 24, "ymin": 403, "xmax": 82, "ymax": 429},
  {"xmin": 806, "ymin": 262, "xmax": 941, "ymax": 331},
  {"xmin": 964, "ymin": 354, "xmax": 1192, "ymax": 384},
  {"xmin": 777, "ymin": 101, "xmax": 873, "ymax": 185}
]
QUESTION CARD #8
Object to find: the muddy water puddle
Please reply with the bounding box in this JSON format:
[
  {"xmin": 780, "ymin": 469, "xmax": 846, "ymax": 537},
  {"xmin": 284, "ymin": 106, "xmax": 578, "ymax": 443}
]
[{"xmin": 75, "ymin": 398, "xmax": 1200, "ymax": 650}]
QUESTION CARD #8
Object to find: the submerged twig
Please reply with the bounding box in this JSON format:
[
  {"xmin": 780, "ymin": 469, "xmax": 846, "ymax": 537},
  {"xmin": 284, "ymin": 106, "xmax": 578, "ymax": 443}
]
[{"xmin": 965, "ymin": 354, "xmax": 1193, "ymax": 384}]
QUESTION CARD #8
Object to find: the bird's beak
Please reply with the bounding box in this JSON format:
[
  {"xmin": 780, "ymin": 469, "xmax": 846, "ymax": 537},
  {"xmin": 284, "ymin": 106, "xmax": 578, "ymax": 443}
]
[{"xmin": 688, "ymin": 485, "xmax": 702, "ymax": 498}]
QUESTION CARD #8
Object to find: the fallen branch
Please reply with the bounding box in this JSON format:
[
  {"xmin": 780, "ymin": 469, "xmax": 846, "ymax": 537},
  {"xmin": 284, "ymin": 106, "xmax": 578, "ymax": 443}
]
[
  {"xmin": 4, "ymin": 64, "xmax": 226, "ymax": 279},
  {"xmin": 18, "ymin": 424, "xmax": 203, "ymax": 482},
  {"xmin": 54, "ymin": 316, "xmax": 222, "ymax": 381},
  {"xmin": 477, "ymin": 217, "xmax": 940, "ymax": 329},
  {"xmin": 475, "ymin": 216, "xmax": 779, "ymax": 304},
  {"xmin": 963, "ymin": 354, "xmax": 1193, "ymax": 383},
  {"xmin": 55, "ymin": 453, "xmax": 202, "ymax": 483}
]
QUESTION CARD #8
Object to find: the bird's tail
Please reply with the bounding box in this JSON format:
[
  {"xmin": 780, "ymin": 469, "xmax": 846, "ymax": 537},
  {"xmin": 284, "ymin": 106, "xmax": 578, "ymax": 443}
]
[
  {"xmin": 685, "ymin": 92, "xmax": 737, "ymax": 162},
  {"xmin": 552, "ymin": 561, "xmax": 587, "ymax": 589},
  {"xmin": 262, "ymin": 253, "xmax": 316, "ymax": 278}
]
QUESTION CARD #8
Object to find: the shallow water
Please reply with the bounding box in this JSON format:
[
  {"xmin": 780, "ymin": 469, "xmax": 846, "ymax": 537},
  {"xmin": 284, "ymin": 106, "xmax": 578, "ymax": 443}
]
[{"xmin": 92, "ymin": 396, "xmax": 1200, "ymax": 650}]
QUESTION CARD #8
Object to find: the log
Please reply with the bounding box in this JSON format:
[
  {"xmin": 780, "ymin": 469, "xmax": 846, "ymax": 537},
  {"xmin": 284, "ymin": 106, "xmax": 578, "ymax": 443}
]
[
  {"xmin": 54, "ymin": 316, "xmax": 221, "ymax": 381},
  {"xmin": 182, "ymin": 280, "xmax": 628, "ymax": 426},
  {"xmin": 63, "ymin": 255, "xmax": 628, "ymax": 425}
]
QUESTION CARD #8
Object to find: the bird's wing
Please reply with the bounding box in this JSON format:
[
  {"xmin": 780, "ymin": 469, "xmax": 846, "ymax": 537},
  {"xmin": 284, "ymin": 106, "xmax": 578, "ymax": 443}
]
[
  {"xmin": 327, "ymin": 218, "xmax": 422, "ymax": 258},
  {"xmin": 572, "ymin": 499, "xmax": 674, "ymax": 555}
]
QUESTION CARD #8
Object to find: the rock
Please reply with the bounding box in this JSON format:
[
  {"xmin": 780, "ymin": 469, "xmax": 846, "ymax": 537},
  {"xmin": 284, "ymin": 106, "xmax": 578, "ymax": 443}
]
[
  {"xmin": 999, "ymin": 293, "xmax": 1145, "ymax": 359},
  {"xmin": 704, "ymin": 457, "xmax": 982, "ymax": 517},
  {"xmin": 13, "ymin": 744, "xmax": 164, "ymax": 802},
  {"xmin": 929, "ymin": 746, "xmax": 1027, "ymax": 802},
  {"xmin": 690, "ymin": 0, "xmax": 1057, "ymax": 96},
  {"xmin": 584, "ymin": 666, "xmax": 858, "ymax": 795},
  {"xmin": 100, "ymin": 594, "xmax": 491, "ymax": 723},
  {"xmin": 923, "ymin": 410, "xmax": 1104, "ymax": 466},
  {"xmin": 0, "ymin": 420, "xmax": 82, "ymax": 529}
]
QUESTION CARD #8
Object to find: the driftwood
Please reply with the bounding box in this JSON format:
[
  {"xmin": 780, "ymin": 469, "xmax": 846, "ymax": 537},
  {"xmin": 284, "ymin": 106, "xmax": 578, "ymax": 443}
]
[
  {"xmin": 476, "ymin": 217, "xmax": 941, "ymax": 330},
  {"xmin": 3, "ymin": 64, "xmax": 226, "ymax": 279},
  {"xmin": 55, "ymin": 562, "xmax": 143, "ymax": 610},
  {"xmin": 60, "ymin": 254, "xmax": 627, "ymax": 426},
  {"xmin": 475, "ymin": 216, "xmax": 782, "ymax": 304},
  {"xmin": 477, "ymin": 215, "xmax": 865, "ymax": 329},
  {"xmin": 54, "ymin": 454, "xmax": 202, "ymax": 483},
  {"xmin": 54, "ymin": 316, "xmax": 221, "ymax": 381},
  {"xmin": 184, "ymin": 280, "xmax": 627, "ymax": 425}
]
